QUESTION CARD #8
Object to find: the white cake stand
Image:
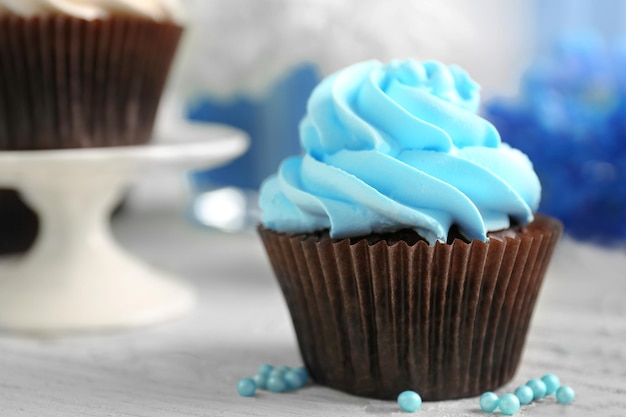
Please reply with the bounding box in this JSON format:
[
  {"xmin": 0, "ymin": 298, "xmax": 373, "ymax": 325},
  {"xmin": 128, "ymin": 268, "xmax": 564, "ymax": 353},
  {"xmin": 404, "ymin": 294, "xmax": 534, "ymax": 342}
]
[{"xmin": 0, "ymin": 126, "xmax": 248, "ymax": 334}]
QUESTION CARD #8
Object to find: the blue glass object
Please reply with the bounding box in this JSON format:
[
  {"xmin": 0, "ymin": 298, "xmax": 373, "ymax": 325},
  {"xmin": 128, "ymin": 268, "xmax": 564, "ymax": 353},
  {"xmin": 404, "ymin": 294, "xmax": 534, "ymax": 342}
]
[
  {"xmin": 514, "ymin": 385, "xmax": 534, "ymax": 405},
  {"xmin": 535, "ymin": 0, "xmax": 626, "ymax": 47},
  {"xmin": 237, "ymin": 377, "xmax": 257, "ymax": 397},
  {"xmin": 479, "ymin": 392, "xmax": 500, "ymax": 413},
  {"xmin": 486, "ymin": 33, "xmax": 626, "ymax": 243},
  {"xmin": 397, "ymin": 391, "xmax": 422, "ymax": 413},
  {"xmin": 556, "ymin": 385, "xmax": 576, "ymax": 405},
  {"xmin": 498, "ymin": 393, "xmax": 521, "ymax": 415},
  {"xmin": 187, "ymin": 63, "xmax": 321, "ymax": 192},
  {"xmin": 526, "ymin": 378, "xmax": 547, "ymax": 400},
  {"xmin": 541, "ymin": 373, "xmax": 561, "ymax": 395}
]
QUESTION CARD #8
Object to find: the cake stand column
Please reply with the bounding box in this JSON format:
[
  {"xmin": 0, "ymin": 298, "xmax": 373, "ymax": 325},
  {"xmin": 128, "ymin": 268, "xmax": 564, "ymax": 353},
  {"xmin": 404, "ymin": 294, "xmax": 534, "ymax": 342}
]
[{"xmin": 0, "ymin": 158, "xmax": 193, "ymax": 333}]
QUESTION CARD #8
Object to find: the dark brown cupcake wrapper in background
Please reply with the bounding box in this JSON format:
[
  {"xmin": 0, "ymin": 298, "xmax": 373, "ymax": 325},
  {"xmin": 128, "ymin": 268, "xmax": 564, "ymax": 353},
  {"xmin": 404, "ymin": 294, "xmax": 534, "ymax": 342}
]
[
  {"xmin": 259, "ymin": 214, "xmax": 562, "ymax": 400},
  {"xmin": 0, "ymin": 15, "xmax": 182, "ymax": 150}
]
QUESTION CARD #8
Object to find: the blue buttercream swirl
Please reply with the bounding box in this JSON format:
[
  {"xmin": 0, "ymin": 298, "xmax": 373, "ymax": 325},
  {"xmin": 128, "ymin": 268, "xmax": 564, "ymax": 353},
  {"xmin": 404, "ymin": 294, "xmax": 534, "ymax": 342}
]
[{"xmin": 259, "ymin": 59, "xmax": 541, "ymax": 243}]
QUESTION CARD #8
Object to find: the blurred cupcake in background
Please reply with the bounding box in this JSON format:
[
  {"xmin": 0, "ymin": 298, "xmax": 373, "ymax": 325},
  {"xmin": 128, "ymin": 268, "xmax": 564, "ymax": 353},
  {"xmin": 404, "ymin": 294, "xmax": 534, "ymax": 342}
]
[
  {"xmin": 486, "ymin": 33, "xmax": 626, "ymax": 244},
  {"xmin": 0, "ymin": 0, "xmax": 183, "ymax": 149},
  {"xmin": 0, "ymin": 0, "xmax": 184, "ymax": 253}
]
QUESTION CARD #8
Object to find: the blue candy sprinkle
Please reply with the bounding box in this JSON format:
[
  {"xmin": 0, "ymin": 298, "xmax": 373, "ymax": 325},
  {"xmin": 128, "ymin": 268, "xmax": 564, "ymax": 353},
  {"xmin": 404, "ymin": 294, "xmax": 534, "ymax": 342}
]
[
  {"xmin": 541, "ymin": 373, "xmax": 560, "ymax": 395},
  {"xmin": 257, "ymin": 363, "xmax": 273, "ymax": 376},
  {"xmin": 267, "ymin": 375, "xmax": 287, "ymax": 393},
  {"xmin": 514, "ymin": 385, "xmax": 534, "ymax": 405},
  {"xmin": 397, "ymin": 391, "xmax": 422, "ymax": 412},
  {"xmin": 498, "ymin": 393, "xmax": 520, "ymax": 415},
  {"xmin": 293, "ymin": 366, "xmax": 309, "ymax": 382},
  {"xmin": 479, "ymin": 392, "xmax": 499, "ymax": 413},
  {"xmin": 556, "ymin": 386, "xmax": 575, "ymax": 405},
  {"xmin": 275, "ymin": 365, "xmax": 290, "ymax": 374},
  {"xmin": 284, "ymin": 369, "xmax": 307, "ymax": 390},
  {"xmin": 252, "ymin": 373, "xmax": 268, "ymax": 390},
  {"xmin": 268, "ymin": 368, "xmax": 288, "ymax": 380},
  {"xmin": 526, "ymin": 378, "xmax": 547, "ymax": 400},
  {"xmin": 237, "ymin": 378, "xmax": 256, "ymax": 397}
]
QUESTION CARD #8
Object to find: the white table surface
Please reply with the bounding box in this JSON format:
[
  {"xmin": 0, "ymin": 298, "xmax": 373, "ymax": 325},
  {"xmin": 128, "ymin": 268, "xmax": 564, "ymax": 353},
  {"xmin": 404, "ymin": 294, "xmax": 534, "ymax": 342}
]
[{"xmin": 0, "ymin": 207, "xmax": 624, "ymax": 417}]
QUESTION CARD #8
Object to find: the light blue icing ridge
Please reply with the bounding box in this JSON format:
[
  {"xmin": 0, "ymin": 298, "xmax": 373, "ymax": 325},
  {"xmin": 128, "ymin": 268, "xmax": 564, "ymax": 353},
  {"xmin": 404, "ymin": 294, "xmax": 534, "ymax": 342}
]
[{"xmin": 260, "ymin": 59, "xmax": 541, "ymax": 243}]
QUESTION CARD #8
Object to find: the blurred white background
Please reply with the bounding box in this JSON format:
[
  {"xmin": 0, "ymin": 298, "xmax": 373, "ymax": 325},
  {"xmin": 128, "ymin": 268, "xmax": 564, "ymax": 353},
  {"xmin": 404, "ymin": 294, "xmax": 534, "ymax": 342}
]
[{"xmin": 170, "ymin": 0, "xmax": 533, "ymax": 99}]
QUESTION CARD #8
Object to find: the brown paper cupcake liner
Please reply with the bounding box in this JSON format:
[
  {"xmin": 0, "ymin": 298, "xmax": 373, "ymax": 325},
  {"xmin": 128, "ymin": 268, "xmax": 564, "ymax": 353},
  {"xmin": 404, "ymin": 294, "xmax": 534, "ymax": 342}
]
[
  {"xmin": 0, "ymin": 15, "xmax": 182, "ymax": 150},
  {"xmin": 258, "ymin": 214, "xmax": 562, "ymax": 400}
]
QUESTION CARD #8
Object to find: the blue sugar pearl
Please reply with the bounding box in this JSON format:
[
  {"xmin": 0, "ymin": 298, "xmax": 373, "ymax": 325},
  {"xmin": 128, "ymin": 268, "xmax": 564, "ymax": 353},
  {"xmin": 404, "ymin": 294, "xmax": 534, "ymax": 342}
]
[
  {"xmin": 266, "ymin": 375, "xmax": 287, "ymax": 393},
  {"xmin": 268, "ymin": 368, "xmax": 288, "ymax": 380},
  {"xmin": 252, "ymin": 373, "xmax": 268, "ymax": 390},
  {"xmin": 284, "ymin": 369, "xmax": 307, "ymax": 390},
  {"xmin": 257, "ymin": 364, "xmax": 273, "ymax": 376},
  {"xmin": 556, "ymin": 386, "xmax": 575, "ymax": 405},
  {"xmin": 479, "ymin": 392, "xmax": 499, "ymax": 413},
  {"xmin": 526, "ymin": 378, "xmax": 547, "ymax": 400},
  {"xmin": 293, "ymin": 366, "xmax": 309, "ymax": 382},
  {"xmin": 237, "ymin": 378, "xmax": 256, "ymax": 397},
  {"xmin": 275, "ymin": 365, "xmax": 291, "ymax": 374},
  {"xmin": 541, "ymin": 373, "xmax": 560, "ymax": 395},
  {"xmin": 397, "ymin": 391, "xmax": 422, "ymax": 412},
  {"xmin": 514, "ymin": 385, "xmax": 534, "ymax": 405},
  {"xmin": 498, "ymin": 393, "xmax": 520, "ymax": 415}
]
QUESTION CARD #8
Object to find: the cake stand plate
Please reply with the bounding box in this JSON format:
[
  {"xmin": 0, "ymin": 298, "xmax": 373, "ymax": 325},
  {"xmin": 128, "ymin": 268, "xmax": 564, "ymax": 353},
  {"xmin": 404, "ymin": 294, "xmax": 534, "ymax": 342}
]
[{"xmin": 0, "ymin": 127, "xmax": 248, "ymax": 334}]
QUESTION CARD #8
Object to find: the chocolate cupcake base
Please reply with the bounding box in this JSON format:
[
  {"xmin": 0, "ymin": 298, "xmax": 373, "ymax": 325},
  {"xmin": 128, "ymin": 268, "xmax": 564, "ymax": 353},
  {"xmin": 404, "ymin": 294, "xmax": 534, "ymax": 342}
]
[
  {"xmin": 258, "ymin": 215, "xmax": 562, "ymax": 400},
  {"xmin": 0, "ymin": 15, "xmax": 182, "ymax": 149}
]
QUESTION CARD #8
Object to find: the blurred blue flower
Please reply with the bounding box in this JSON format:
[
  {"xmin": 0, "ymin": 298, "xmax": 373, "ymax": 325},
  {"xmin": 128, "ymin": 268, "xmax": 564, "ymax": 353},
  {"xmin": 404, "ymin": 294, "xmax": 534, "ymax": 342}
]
[{"xmin": 486, "ymin": 33, "xmax": 626, "ymax": 244}]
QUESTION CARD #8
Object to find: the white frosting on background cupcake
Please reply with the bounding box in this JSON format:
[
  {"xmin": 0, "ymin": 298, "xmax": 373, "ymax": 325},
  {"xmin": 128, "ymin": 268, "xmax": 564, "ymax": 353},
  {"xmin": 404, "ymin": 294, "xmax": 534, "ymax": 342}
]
[{"xmin": 0, "ymin": 0, "xmax": 183, "ymax": 21}]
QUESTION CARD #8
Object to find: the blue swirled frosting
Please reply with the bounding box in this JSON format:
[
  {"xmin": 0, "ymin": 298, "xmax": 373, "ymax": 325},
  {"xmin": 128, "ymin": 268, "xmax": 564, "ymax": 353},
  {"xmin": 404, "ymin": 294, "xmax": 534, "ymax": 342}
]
[{"xmin": 259, "ymin": 59, "xmax": 541, "ymax": 243}]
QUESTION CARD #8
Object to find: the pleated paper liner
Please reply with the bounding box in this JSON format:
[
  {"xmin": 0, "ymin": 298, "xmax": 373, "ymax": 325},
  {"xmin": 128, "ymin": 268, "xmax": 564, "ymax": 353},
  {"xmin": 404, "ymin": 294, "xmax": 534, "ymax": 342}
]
[
  {"xmin": 0, "ymin": 15, "xmax": 182, "ymax": 150},
  {"xmin": 258, "ymin": 214, "xmax": 562, "ymax": 400}
]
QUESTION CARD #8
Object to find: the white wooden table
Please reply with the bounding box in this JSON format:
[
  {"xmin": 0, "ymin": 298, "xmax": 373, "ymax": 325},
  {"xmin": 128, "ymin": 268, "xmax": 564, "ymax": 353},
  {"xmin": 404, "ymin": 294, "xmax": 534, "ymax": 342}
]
[{"xmin": 0, "ymin": 208, "xmax": 623, "ymax": 416}]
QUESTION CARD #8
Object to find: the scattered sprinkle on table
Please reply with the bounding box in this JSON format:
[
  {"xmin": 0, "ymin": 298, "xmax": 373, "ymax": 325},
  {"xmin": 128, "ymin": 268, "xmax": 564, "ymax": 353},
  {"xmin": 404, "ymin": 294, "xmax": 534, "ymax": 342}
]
[
  {"xmin": 239, "ymin": 364, "xmax": 310, "ymax": 397},
  {"xmin": 237, "ymin": 378, "xmax": 256, "ymax": 397},
  {"xmin": 526, "ymin": 378, "xmax": 547, "ymax": 400},
  {"xmin": 498, "ymin": 393, "xmax": 521, "ymax": 416},
  {"xmin": 397, "ymin": 390, "xmax": 422, "ymax": 413},
  {"xmin": 479, "ymin": 392, "xmax": 499, "ymax": 413},
  {"xmin": 541, "ymin": 373, "xmax": 560, "ymax": 395},
  {"xmin": 556, "ymin": 386, "xmax": 576, "ymax": 405},
  {"xmin": 514, "ymin": 385, "xmax": 534, "ymax": 405}
]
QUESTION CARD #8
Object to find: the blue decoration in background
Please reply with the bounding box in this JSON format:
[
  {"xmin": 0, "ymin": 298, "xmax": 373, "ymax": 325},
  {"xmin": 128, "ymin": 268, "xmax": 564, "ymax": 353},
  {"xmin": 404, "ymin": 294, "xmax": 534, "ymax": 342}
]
[
  {"xmin": 187, "ymin": 63, "xmax": 321, "ymax": 191},
  {"xmin": 486, "ymin": 33, "xmax": 626, "ymax": 244},
  {"xmin": 534, "ymin": 0, "xmax": 626, "ymax": 49}
]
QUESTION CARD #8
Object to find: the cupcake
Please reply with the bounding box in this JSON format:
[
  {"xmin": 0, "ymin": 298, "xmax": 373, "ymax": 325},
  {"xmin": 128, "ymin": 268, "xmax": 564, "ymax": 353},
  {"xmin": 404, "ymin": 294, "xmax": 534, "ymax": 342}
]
[
  {"xmin": 257, "ymin": 60, "xmax": 562, "ymax": 400},
  {"xmin": 0, "ymin": 0, "xmax": 184, "ymax": 253},
  {"xmin": 0, "ymin": 0, "xmax": 183, "ymax": 149}
]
